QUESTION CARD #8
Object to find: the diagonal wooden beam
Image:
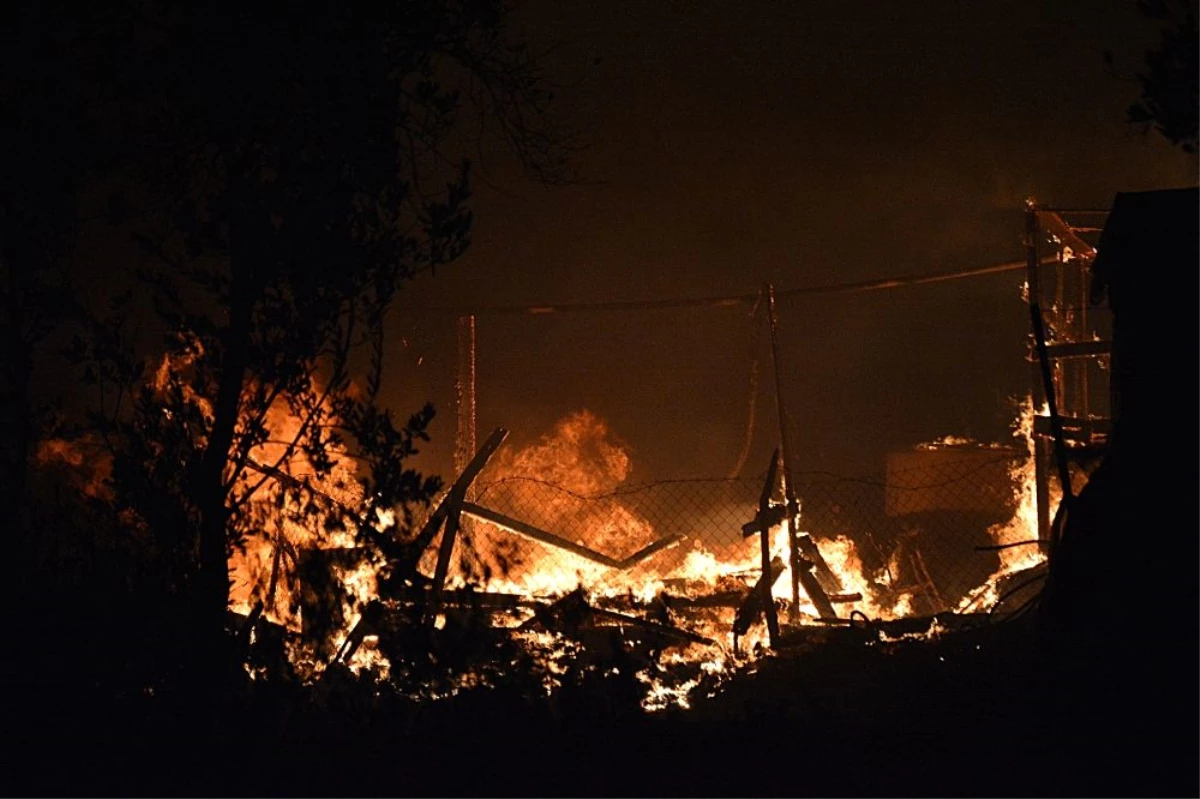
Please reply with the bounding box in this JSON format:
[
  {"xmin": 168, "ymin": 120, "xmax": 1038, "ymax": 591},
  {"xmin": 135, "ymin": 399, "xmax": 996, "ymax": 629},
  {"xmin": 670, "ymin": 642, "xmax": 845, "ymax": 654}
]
[
  {"xmin": 614, "ymin": 534, "xmax": 684, "ymax": 569},
  {"xmin": 414, "ymin": 427, "xmax": 510, "ymax": 557},
  {"xmin": 461, "ymin": 501, "xmax": 621, "ymax": 568},
  {"xmin": 429, "ymin": 428, "xmax": 510, "ymax": 615},
  {"xmin": 461, "ymin": 501, "xmax": 683, "ymax": 570}
]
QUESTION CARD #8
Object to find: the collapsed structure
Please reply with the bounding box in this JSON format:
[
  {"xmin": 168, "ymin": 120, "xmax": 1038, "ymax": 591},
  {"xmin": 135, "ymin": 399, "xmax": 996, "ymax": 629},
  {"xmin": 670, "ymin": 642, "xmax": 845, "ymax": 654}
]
[{"xmin": 228, "ymin": 201, "xmax": 1161, "ymax": 707}]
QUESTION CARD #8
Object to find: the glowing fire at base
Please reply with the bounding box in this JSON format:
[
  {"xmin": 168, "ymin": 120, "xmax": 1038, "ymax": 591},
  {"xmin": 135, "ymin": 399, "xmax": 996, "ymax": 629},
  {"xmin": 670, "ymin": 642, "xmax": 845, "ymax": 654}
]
[{"xmin": 231, "ymin": 400, "xmax": 1057, "ymax": 710}]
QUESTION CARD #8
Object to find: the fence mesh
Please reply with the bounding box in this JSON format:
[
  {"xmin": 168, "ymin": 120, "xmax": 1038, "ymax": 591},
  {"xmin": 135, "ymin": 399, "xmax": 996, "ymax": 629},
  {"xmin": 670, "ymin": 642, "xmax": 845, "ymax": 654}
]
[
  {"xmin": 438, "ymin": 445, "xmax": 1039, "ymax": 623},
  {"xmin": 376, "ymin": 234, "xmax": 1113, "ymax": 636}
]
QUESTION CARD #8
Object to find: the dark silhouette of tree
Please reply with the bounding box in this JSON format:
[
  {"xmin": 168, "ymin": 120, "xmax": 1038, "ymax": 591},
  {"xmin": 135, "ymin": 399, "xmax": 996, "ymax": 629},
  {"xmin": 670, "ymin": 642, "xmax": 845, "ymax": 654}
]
[
  {"xmin": 0, "ymin": 3, "xmax": 90, "ymax": 550},
  {"xmin": 1113, "ymin": 0, "xmax": 1199, "ymax": 153},
  {"xmin": 62, "ymin": 0, "xmax": 574, "ymax": 690}
]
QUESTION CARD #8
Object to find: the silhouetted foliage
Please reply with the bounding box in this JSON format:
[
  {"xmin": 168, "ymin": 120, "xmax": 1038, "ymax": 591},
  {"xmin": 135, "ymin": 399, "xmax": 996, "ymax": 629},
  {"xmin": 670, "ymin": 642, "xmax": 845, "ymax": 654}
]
[
  {"xmin": 1112, "ymin": 0, "xmax": 1199, "ymax": 152},
  {"xmin": 0, "ymin": 2, "xmax": 93, "ymax": 552},
  {"xmin": 12, "ymin": 0, "xmax": 577, "ymax": 694}
]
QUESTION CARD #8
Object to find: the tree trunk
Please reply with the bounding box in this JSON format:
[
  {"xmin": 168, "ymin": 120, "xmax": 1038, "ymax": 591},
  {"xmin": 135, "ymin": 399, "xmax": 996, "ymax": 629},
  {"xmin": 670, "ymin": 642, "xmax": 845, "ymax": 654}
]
[{"xmin": 193, "ymin": 259, "xmax": 254, "ymax": 687}]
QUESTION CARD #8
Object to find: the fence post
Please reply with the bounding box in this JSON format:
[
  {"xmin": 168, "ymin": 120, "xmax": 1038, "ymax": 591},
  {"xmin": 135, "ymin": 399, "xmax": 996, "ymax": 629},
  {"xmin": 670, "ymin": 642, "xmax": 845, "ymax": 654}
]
[
  {"xmin": 765, "ymin": 283, "xmax": 802, "ymax": 619},
  {"xmin": 1025, "ymin": 205, "xmax": 1052, "ymax": 553},
  {"xmin": 455, "ymin": 314, "xmax": 478, "ymax": 493},
  {"xmin": 1025, "ymin": 203, "xmax": 1074, "ymax": 557}
]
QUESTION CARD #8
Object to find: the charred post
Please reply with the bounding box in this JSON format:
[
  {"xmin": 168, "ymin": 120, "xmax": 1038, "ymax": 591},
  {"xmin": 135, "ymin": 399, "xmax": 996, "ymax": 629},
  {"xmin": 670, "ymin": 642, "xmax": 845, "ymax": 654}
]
[
  {"xmin": 426, "ymin": 428, "xmax": 510, "ymax": 619},
  {"xmin": 765, "ymin": 284, "xmax": 803, "ymax": 619}
]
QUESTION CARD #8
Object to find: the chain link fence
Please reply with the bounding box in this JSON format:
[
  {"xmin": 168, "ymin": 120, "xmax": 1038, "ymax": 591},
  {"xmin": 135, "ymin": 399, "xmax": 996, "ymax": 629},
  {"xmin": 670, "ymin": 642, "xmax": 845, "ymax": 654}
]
[
  {"xmin": 435, "ymin": 444, "xmax": 1037, "ymax": 624},
  {"xmin": 379, "ymin": 250, "xmax": 1084, "ymax": 637}
]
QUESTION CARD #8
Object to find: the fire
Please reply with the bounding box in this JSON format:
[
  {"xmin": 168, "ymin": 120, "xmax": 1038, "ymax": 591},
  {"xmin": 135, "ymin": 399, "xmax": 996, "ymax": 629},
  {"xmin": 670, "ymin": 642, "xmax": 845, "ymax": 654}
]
[
  {"xmin": 492, "ymin": 409, "xmax": 633, "ymax": 496},
  {"xmin": 219, "ymin": 393, "xmax": 1058, "ymax": 705},
  {"xmin": 227, "ymin": 387, "xmax": 370, "ymax": 631},
  {"xmin": 956, "ymin": 398, "xmax": 1052, "ymax": 613},
  {"xmin": 37, "ymin": 289, "xmax": 1080, "ymax": 712},
  {"xmin": 453, "ymin": 410, "xmax": 661, "ymax": 597}
]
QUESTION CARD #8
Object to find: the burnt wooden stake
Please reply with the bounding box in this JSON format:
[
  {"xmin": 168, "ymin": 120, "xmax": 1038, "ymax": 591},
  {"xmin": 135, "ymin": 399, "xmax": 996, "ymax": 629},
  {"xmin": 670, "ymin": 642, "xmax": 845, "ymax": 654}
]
[
  {"xmin": 765, "ymin": 284, "xmax": 804, "ymax": 619},
  {"xmin": 734, "ymin": 555, "xmax": 786, "ymax": 641},
  {"xmin": 426, "ymin": 428, "xmax": 509, "ymax": 621},
  {"xmin": 741, "ymin": 449, "xmax": 784, "ymax": 647},
  {"xmin": 741, "ymin": 452, "xmax": 839, "ymax": 624},
  {"xmin": 796, "ymin": 532, "xmax": 843, "ymax": 598},
  {"xmin": 795, "ymin": 556, "xmax": 837, "ymax": 620},
  {"xmin": 461, "ymin": 501, "xmax": 683, "ymax": 569}
]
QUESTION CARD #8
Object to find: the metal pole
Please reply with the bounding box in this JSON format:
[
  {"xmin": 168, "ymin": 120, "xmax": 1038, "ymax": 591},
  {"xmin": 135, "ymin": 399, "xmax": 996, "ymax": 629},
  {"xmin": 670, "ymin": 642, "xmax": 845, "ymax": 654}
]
[
  {"xmin": 1030, "ymin": 306, "xmax": 1075, "ymax": 556},
  {"xmin": 454, "ymin": 314, "xmax": 477, "ymax": 500},
  {"xmin": 1025, "ymin": 205, "xmax": 1052, "ymax": 551},
  {"xmin": 1025, "ymin": 207, "xmax": 1074, "ymax": 557},
  {"xmin": 765, "ymin": 283, "xmax": 801, "ymax": 619}
]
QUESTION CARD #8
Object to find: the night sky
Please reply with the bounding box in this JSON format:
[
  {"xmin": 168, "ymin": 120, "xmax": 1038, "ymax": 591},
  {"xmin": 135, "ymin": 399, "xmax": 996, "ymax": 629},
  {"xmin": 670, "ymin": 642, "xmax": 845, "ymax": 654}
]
[{"xmin": 382, "ymin": 0, "xmax": 1194, "ymax": 481}]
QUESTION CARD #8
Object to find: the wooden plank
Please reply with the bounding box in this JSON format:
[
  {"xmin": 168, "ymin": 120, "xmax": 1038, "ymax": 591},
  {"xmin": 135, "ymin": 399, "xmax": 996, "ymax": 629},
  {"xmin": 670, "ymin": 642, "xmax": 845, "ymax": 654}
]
[
  {"xmin": 461, "ymin": 502, "xmax": 621, "ymax": 567},
  {"xmin": 1044, "ymin": 340, "xmax": 1111, "ymax": 360},
  {"xmin": 795, "ymin": 555, "xmax": 838, "ymax": 620},
  {"xmin": 412, "ymin": 427, "xmax": 510, "ymax": 557},
  {"xmin": 427, "ymin": 429, "xmax": 511, "ymax": 615},
  {"xmin": 430, "ymin": 498, "xmax": 464, "ymax": 607},
  {"xmin": 1036, "ymin": 209, "xmax": 1097, "ymax": 260},
  {"xmin": 741, "ymin": 504, "xmax": 787, "ymax": 536},
  {"xmin": 1033, "ymin": 415, "xmax": 1112, "ymax": 441},
  {"xmin": 455, "ymin": 428, "xmax": 510, "ymax": 492},
  {"xmin": 615, "ymin": 534, "xmax": 684, "ymax": 569},
  {"xmin": 733, "ymin": 555, "xmax": 785, "ymax": 638},
  {"xmin": 461, "ymin": 501, "xmax": 682, "ymax": 570},
  {"xmin": 796, "ymin": 533, "xmax": 842, "ymax": 596}
]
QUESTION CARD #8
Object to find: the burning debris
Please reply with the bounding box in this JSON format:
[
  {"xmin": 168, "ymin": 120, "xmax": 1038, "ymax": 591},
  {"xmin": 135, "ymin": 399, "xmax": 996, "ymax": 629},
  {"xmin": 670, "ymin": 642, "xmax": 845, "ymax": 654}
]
[{"xmin": 230, "ymin": 402, "xmax": 1055, "ymax": 711}]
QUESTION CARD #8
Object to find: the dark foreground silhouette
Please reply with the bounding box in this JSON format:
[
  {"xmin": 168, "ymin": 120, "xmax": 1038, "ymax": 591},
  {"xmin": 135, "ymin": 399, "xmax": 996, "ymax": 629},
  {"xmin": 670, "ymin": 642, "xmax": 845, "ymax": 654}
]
[{"xmin": 6, "ymin": 605, "xmax": 1196, "ymax": 798}]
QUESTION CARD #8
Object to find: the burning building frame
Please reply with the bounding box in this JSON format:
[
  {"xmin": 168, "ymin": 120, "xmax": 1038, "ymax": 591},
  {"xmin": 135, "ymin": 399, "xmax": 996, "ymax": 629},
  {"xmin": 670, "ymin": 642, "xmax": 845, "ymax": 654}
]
[
  {"xmin": 1023, "ymin": 203, "xmax": 1114, "ymax": 549},
  {"xmin": 226, "ymin": 232, "xmax": 1095, "ymax": 710}
]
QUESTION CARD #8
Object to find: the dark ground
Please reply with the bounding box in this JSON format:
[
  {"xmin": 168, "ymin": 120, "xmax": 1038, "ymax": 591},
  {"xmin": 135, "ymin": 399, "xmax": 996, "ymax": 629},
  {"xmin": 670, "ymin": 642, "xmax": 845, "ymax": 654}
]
[{"xmin": 6, "ymin": 609, "xmax": 1196, "ymax": 798}]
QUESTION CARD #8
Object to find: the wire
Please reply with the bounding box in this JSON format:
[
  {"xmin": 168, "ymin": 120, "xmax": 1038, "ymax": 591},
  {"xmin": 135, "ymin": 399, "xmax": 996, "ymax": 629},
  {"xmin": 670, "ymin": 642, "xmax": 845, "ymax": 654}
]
[{"xmin": 402, "ymin": 259, "xmax": 1030, "ymax": 316}]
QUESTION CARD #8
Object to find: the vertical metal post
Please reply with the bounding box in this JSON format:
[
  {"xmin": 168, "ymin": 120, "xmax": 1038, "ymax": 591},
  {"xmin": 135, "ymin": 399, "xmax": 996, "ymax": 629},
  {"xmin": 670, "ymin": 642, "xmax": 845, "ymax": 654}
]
[
  {"xmin": 1026, "ymin": 206, "xmax": 1075, "ymax": 556},
  {"xmin": 1079, "ymin": 253, "xmax": 1091, "ymax": 421},
  {"xmin": 1025, "ymin": 205, "xmax": 1051, "ymax": 551},
  {"xmin": 455, "ymin": 314, "xmax": 477, "ymax": 501},
  {"xmin": 765, "ymin": 283, "xmax": 801, "ymax": 619}
]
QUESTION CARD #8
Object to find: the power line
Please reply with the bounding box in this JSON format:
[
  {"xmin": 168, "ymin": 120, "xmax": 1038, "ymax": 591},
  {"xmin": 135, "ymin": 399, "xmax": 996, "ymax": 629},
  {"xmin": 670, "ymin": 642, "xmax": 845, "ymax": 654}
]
[{"xmin": 403, "ymin": 259, "xmax": 1030, "ymax": 317}]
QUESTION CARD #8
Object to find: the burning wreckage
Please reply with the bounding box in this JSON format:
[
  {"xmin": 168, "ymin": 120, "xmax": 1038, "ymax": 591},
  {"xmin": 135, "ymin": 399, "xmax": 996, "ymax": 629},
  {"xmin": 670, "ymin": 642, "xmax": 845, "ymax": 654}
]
[
  {"xmin": 229, "ymin": 409, "xmax": 1055, "ymax": 711},
  {"xmin": 228, "ymin": 205, "xmax": 1116, "ymax": 710}
]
